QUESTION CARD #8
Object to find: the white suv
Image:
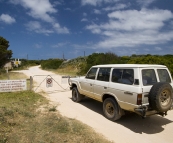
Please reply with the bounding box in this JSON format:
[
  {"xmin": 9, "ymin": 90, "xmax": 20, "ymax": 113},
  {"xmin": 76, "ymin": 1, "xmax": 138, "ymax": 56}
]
[{"xmin": 70, "ymin": 64, "xmax": 173, "ymax": 121}]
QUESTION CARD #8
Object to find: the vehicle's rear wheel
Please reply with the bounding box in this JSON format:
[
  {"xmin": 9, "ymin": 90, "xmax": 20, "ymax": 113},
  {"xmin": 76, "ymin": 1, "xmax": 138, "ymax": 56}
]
[
  {"xmin": 72, "ymin": 87, "xmax": 84, "ymax": 102},
  {"xmin": 103, "ymin": 98, "xmax": 121, "ymax": 121},
  {"xmin": 149, "ymin": 82, "xmax": 173, "ymax": 112}
]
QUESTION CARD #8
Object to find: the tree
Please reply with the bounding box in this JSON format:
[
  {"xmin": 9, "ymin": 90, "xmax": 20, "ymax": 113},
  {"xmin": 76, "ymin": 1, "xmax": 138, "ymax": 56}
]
[{"xmin": 0, "ymin": 36, "xmax": 12, "ymax": 68}]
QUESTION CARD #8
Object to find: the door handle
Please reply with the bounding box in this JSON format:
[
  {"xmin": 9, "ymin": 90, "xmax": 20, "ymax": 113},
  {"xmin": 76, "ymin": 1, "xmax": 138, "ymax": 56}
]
[
  {"xmin": 124, "ymin": 91, "xmax": 133, "ymax": 95},
  {"xmin": 90, "ymin": 84, "xmax": 92, "ymax": 86},
  {"xmin": 104, "ymin": 87, "xmax": 107, "ymax": 89}
]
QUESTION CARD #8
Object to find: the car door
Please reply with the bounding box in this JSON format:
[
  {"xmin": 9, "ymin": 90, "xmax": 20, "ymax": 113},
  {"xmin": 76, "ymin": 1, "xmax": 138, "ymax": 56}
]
[
  {"xmin": 93, "ymin": 68, "xmax": 111, "ymax": 101},
  {"xmin": 108, "ymin": 68, "xmax": 140, "ymax": 106},
  {"xmin": 79, "ymin": 68, "xmax": 98, "ymax": 98}
]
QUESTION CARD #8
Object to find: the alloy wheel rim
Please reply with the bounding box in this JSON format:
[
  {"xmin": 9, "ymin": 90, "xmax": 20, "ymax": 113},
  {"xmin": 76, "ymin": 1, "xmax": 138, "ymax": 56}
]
[
  {"xmin": 160, "ymin": 89, "xmax": 171, "ymax": 106},
  {"xmin": 106, "ymin": 102, "xmax": 114, "ymax": 116}
]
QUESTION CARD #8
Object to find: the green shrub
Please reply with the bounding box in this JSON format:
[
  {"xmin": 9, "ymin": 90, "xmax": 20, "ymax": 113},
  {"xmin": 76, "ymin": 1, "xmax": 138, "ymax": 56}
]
[{"xmin": 41, "ymin": 59, "xmax": 63, "ymax": 69}]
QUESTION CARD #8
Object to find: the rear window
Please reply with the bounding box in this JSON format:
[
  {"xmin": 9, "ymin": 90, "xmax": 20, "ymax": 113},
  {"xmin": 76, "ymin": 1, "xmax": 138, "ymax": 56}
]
[
  {"xmin": 142, "ymin": 69, "xmax": 157, "ymax": 86},
  {"xmin": 157, "ymin": 69, "xmax": 171, "ymax": 83},
  {"xmin": 112, "ymin": 69, "xmax": 134, "ymax": 85}
]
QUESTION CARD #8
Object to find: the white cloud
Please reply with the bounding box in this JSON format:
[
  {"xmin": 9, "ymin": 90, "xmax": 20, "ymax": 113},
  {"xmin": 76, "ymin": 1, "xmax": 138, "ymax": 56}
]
[
  {"xmin": 106, "ymin": 9, "xmax": 173, "ymax": 31},
  {"xmin": 81, "ymin": 0, "xmax": 100, "ymax": 6},
  {"xmin": 65, "ymin": 8, "xmax": 71, "ymax": 11},
  {"xmin": 137, "ymin": 0, "xmax": 156, "ymax": 7},
  {"xmin": 86, "ymin": 9, "xmax": 173, "ymax": 49},
  {"xmin": 95, "ymin": 31, "xmax": 173, "ymax": 49},
  {"xmin": 171, "ymin": 21, "xmax": 173, "ymax": 27},
  {"xmin": 53, "ymin": 1, "xmax": 63, "ymax": 6},
  {"xmin": 83, "ymin": 13, "xmax": 87, "ymax": 16},
  {"xmin": 155, "ymin": 47, "xmax": 162, "ymax": 51},
  {"xmin": 10, "ymin": 0, "xmax": 69, "ymax": 34},
  {"xmin": 53, "ymin": 23, "xmax": 69, "ymax": 34},
  {"xmin": 94, "ymin": 9, "xmax": 101, "ymax": 14},
  {"xmin": 52, "ymin": 42, "xmax": 68, "ymax": 48},
  {"xmin": 25, "ymin": 21, "xmax": 69, "ymax": 35},
  {"xmin": 25, "ymin": 21, "xmax": 41, "ymax": 30},
  {"xmin": 81, "ymin": 18, "xmax": 88, "ymax": 22},
  {"xmin": 103, "ymin": 3, "xmax": 129, "ymax": 11},
  {"xmin": 81, "ymin": 0, "xmax": 119, "ymax": 6},
  {"xmin": 34, "ymin": 44, "xmax": 42, "ymax": 49},
  {"xmin": 25, "ymin": 21, "xmax": 53, "ymax": 35},
  {"xmin": 0, "ymin": 14, "xmax": 16, "ymax": 24},
  {"xmin": 10, "ymin": 0, "xmax": 57, "ymax": 22}
]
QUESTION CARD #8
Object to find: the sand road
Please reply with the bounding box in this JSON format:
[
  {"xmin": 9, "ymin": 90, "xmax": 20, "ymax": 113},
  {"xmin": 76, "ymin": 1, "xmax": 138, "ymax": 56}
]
[{"xmin": 19, "ymin": 66, "xmax": 173, "ymax": 143}]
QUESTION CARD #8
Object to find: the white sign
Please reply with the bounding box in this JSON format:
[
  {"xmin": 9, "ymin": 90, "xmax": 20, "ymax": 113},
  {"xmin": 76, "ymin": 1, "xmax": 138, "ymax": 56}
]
[
  {"xmin": 61, "ymin": 76, "xmax": 69, "ymax": 84},
  {"xmin": 46, "ymin": 78, "xmax": 53, "ymax": 87},
  {"xmin": 0, "ymin": 80, "xmax": 27, "ymax": 92}
]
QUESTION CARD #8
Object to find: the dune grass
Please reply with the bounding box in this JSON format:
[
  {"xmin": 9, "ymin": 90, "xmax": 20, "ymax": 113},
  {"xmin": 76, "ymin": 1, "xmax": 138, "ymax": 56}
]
[
  {"xmin": 0, "ymin": 91, "xmax": 110, "ymax": 143},
  {"xmin": 0, "ymin": 71, "xmax": 110, "ymax": 143}
]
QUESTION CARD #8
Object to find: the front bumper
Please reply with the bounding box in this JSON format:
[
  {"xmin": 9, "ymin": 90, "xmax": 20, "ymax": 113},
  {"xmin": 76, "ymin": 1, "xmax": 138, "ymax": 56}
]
[{"xmin": 134, "ymin": 104, "xmax": 173, "ymax": 118}]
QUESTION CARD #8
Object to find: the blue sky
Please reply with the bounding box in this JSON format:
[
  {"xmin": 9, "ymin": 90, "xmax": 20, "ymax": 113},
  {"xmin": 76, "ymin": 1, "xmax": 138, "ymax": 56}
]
[{"xmin": 0, "ymin": 0, "xmax": 173, "ymax": 60}]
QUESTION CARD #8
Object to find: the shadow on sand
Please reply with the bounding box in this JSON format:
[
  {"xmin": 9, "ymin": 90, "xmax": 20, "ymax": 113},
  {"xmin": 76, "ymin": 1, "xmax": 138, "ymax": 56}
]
[{"xmin": 71, "ymin": 97, "xmax": 173, "ymax": 134}]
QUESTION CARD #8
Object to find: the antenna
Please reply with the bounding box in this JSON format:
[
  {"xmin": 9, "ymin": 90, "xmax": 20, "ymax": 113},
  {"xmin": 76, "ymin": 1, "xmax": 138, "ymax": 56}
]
[{"xmin": 63, "ymin": 52, "xmax": 64, "ymax": 60}]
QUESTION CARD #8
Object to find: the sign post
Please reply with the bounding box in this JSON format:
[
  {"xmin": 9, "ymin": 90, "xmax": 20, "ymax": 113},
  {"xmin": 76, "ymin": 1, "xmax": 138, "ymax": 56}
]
[
  {"xmin": 46, "ymin": 78, "xmax": 53, "ymax": 87},
  {"xmin": 5, "ymin": 67, "xmax": 9, "ymax": 80}
]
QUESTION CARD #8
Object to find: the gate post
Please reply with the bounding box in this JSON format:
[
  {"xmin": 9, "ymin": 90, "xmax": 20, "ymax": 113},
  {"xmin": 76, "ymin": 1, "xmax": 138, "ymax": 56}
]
[{"xmin": 30, "ymin": 76, "xmax": 33, "ymax": 91}]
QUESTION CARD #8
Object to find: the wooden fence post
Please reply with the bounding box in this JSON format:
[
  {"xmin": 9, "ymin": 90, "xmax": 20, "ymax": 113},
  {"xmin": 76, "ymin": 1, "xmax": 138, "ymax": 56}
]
[{"xmin": 30, "ymin": 76, "xmax": 33, "ymax": 91}]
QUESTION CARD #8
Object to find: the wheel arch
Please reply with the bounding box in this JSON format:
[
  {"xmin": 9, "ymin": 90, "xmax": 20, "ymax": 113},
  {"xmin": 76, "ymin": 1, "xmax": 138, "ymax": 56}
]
[
  {"xmin": 71, "ymin": 83, "xmax": 83, "ymax": 95},
  {"xmin": 102, "ymin": 93, "xmax": 119, "ymax": 104},
  {"xmin": 71, "ymin": 83, "xmax": 77, "ymax": 88},
  {"xmin": 102, "ymin": 94, "xmax": 123, "ymax": 121}
]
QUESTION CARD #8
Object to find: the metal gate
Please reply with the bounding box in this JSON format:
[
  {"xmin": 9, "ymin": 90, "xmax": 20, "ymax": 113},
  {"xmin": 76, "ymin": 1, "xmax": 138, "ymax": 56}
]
[{"xmin": 31, "ymin": 74, "xmax": 70, "ymax": 93}]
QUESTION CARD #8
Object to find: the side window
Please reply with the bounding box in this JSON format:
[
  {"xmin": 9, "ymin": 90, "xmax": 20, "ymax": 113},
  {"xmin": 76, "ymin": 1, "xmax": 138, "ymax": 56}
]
[
  {"xmin": 157, "ymin": 69, "xmax": 171, "ymax": 83},
  {"xmin": 142, "ymin": 69, "xmax": 157, "ymax": 86},
  {"xmin": 97, "ymin": 68, "xmax": 111, "ymax": 82},
  {"xmin": 112, "ymin": 69, "xmax": 134, "ymax": 85},
  {"xmin": 86, "ymin": 68, "xmax": 97, "ymax": 79}
]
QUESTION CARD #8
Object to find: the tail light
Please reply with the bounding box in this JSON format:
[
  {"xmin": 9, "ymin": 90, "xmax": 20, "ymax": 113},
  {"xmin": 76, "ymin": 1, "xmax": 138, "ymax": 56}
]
[{"xmin": 137, "ymin": 94, "xmax": 142, "ymax": 105}]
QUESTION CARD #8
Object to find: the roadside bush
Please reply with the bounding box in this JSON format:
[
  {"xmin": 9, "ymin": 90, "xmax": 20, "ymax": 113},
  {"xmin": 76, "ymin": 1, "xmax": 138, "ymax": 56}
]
[
  {"xmin": 78, "ymin": 52, "xmax": 122, "ymax": 75},
  {"xmin": 128, "ymin": 55, "xmax": 173, "ymax": 76},
  {"xmin": 41, "ymin": 59, "xmax": 63, "ymax": 69}
]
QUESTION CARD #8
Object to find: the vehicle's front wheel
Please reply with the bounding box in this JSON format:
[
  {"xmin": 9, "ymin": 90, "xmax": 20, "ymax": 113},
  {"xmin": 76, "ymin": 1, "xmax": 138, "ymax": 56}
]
[
  {"xmin": 103, "ymin": 98, "xmax": 121, "ymax": 121},
  {"xmin": 72, "ymin": 87, "xmax": 84, "ymax": 102}
]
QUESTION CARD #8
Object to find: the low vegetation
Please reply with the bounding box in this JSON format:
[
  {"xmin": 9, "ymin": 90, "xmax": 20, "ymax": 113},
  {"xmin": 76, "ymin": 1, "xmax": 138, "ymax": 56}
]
[
  {"xmin": 56, "ymin": 57, "xmax": 87, "ymax": 76},
  {"xmin": 0, "ymin": 91, "xmax": 110, "ymax": 143},
  {"xmin": 0, "ymin": 72, "xmax": 110, "ymax": 143},
  {"xmin": 127, "ymin": 54, "xmax": 173, "ymax": 76},
  {"xmin": 55, "ymin": 53, "xmax": 173, "ymax": 77},
  {"xmin": 11, "ymin": 53, "xmax": 173, "ymax": 77},
  {"xmin": 0, "ymin": 71, "xmax": 27, "ymax": 80},
  {"xmin": 41, "ymin": 59, "xmax": 63, "ymax": 70}
]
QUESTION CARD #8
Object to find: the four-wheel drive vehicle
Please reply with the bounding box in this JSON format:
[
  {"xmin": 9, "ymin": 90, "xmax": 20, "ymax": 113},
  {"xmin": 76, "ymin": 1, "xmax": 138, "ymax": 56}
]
[{"xmin": 69, "ymin": 64, "xmax": 173, "ymax": 121}]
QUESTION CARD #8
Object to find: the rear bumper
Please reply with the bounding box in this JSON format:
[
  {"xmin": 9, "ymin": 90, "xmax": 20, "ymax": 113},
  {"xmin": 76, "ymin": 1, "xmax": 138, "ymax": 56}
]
[{"xmin": 134, "ymin": 104, "xmax": 173, "ymax": 118}]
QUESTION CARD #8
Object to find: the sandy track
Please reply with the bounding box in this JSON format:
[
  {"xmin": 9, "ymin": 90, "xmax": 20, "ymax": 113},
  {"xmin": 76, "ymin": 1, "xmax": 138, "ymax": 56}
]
[{"xmin": 19, "ymin": 66, "xmax": 173, "ymax": 143}]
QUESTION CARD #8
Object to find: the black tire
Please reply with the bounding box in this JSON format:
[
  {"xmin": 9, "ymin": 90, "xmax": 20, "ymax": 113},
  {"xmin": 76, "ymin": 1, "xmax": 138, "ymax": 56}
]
[
  {"xmin": 149, "ymin": 82, "xmax": 173, "ymax": 112},
  {"xmin": 72, "ymin": 87, "xmax": 84, "ymax": 102},
  {"xmin": 103, "ymin": 98, "xmax": 121, "ymax": 121}
]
